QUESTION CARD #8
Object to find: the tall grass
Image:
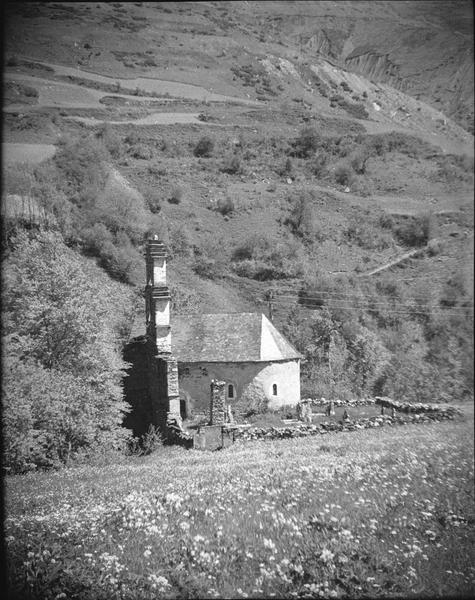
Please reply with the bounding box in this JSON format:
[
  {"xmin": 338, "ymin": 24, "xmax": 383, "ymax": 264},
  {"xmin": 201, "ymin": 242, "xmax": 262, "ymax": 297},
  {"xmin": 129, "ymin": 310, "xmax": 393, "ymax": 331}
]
[{"xmin": 5, "ymin": 411, "xmax": 474, "ymax": 599}]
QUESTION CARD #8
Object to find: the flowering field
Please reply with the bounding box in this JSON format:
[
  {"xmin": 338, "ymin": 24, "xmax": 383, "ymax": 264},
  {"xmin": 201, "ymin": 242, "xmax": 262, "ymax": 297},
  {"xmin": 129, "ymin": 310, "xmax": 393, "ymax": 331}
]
[{"xmin": 5, "ymin": 407, "xmax": 474, "ymax": 600}]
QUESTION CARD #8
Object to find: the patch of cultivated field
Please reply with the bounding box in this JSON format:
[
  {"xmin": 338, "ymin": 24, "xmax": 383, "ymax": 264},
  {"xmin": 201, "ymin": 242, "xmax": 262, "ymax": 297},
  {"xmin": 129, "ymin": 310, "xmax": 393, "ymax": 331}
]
[
  {"xmin": 2, "ymin": 142, "xmax": 56, "ymax": 165},
  {"xmin": 6, "ymin": 411, "xmax": 474, "ymax": 599}
]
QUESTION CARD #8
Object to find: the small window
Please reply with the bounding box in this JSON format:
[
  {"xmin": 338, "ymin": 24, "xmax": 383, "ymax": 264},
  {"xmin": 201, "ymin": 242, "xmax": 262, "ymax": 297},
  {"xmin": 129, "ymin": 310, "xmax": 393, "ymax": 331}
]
[
  {"xmin": 272, "ymin": 383, "xmax": 278, "ymax": 396},
  {"xmin": 227, "ymin": 384, "xmax": 235, "ymax": 399}
]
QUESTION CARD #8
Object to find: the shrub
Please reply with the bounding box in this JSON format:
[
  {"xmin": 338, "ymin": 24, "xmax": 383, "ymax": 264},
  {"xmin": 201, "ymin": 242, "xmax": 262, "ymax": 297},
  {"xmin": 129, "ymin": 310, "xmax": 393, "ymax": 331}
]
[
  {"xmin": 291, "ymin": 126, "xmax": 320, "ymax": 158},
  {"xmin": 23, "ymin": 85, "xmax": 39, "ymax": 98},
  {"xmin": 277, "ymin": 157, "xmax": 293, "ymax": 177},
  {"xmin": 378, "ymin": 213, "xmax": 394, "ymax": 229},
  {"xmin": 340, "ymin": 101, "xmax": 369, "ymax": 120},
  {"xmin": 169, "ymin": 224, "xmax": 193, "ymax": 258},
  {"xmin": 130, "ymin": 143, "xmax": 153, "ymax": 160},
  {"xmin": 147, "ymin": 162, "xmax": 167, "ymax": 176},
  {"xmin": 54, "ymin": 134, "xmax": 110, "ymax": 203},
  {"xmin": 344, "ymin": 215, "xmax": 393, "ymax": 250},
  {"xmin": 96, "ymin": 123, "xmax": 124, "ymax": 159},
  {"xmin": 221, "ymin": 154, "xmax": 242, "ymax": 174},
  {"xmin": 334, "ymin": 162, "xmax": 356, "ymax": 186},
  {"xmin": 192, "ymin": 256, "xmax": 221, "ymax": 279},
  {"xmin": 350, "ymin": 148, "xmax": 372, "ymax": 174},
  {"xmin": 6, "ymin": 55, "xmax": 19, "ymax": 67},
  {"xmin": 128, "ymin": 425, "xmax": 164, "ymax": 456},
  {"xmin": 144, "ymin": 190, "xmax": 161, "ymax": 214},
  {"xmin": 93, "ymin": 178, "xmax": 149, "ymax": 243},
  {"xmin": 309, "ymin": 153, "xmax": 329, "ymax": 177},
  {"xmin": 194, "ymin": 136, "xmax": 214, "ymax": 157},
  {"xmin": 284, "ymin": 189, "xmax": 326, "ymax": 242},
  {"xmin": 394, "ymin": 214, "xmax": 432, "ymax": 247},
  {"xmin": 232, "ymin": 235, "xmax": 303, "ymax": 280},
  {"xmin": 168, "ymin": 185, "xmax": 183, "ymax": 204},
  {"xmin": 215, "ymin": 196, "xmax": 235, "ymax": 216}
]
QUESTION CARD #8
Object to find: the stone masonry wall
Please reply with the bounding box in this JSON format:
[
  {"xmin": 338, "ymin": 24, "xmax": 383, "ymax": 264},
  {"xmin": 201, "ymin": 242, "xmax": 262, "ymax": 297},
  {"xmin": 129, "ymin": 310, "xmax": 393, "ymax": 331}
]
[{"xmin": 210, "ymin": 380, "xmax": 226, "ymax": 425}]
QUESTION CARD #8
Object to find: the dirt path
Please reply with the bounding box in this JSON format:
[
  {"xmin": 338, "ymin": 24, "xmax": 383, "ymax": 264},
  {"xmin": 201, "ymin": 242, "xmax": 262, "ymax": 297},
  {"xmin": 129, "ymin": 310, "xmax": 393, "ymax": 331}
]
[
  {"xmin": 63, "ymin": 112, "xmax": 205, "ymax": 126},
  {"xmin": 357, "ymin": 246, "xmax": 427, "ymax": 277},
  {"xmin": 5, "ymin": 73, "xmax": 179, "ymax": 109},
  {"xmin": 11, "ymin": 59, "xmax": 260, "ymax": 105}
]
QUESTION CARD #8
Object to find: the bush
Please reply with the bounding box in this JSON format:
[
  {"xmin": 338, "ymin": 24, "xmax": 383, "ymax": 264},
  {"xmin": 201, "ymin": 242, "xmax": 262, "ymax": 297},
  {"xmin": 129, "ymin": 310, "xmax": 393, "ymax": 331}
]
[
  {"xmin": 23, "ymin": 85, "xmax": 39, "ymax": 98},
  {"xmin": 194, "ymin": 136, "xmax": 214, "ymax": 157},
  {"xmin": 93, "ymin": 178, "xmax": 150, "ymax": 243},
  {"xmin": 215, "ymin": 196, "xmax": 235, "ymax": 216},
  {"xmin": 169, "ymin": 224, "xmax": 193, "ymax": 258},
  {"xmin": 334, "ymin": 162, "xmax": 356, "ymax": 186},
  {"xmin": 344, "ymin": 215, "xmax": 393, "ymax": 250},
  {"xmin": 6, "ymin": 55, "xmax": 19, "ymax": 67},
  {"xmin": 54, "ymin": 134, "xmax": 110, "ymax": 203},
  {"xmin": 341, "ymin": 101, "xmax": 369, "ymax": 120},
  {"xmin": 394, "ymin": 214, "xmax": 432, "ymax": 247},
  {"xmin": 168, "ymin": 185, "xmax": 183, "ymax": 204},
  {"xmin": 291, "ymin": 126, "xmax": 320, "ymax": 158},
  {"xmin": 192, "ymin": 256, "xmax": 221, "ymax": 279},
  {"xmin": 129, "ymin": 143, "xmax": 153, "ymax": 160},
  {"xmin": 127, "ymin": 425, "xmax": 164, "ymax": 456},
  {"xmin": 284, "ymin": 189, "xmax": 326, "ymax": 242},
  {"xmin": 232, "ymin": 235, "xmax": 303, "ymax": 280},
  {"xmin": 221, "ymin": 154, "xmax": 242, "ymax": 175},
  {"xmin": 96, "ymin": 123, "xmax": 124, "ymax": 159},
  {"xmin": 309, "ymin": 153, "xmax": 329, "ymax": 177},
  {"xmin": 277, "ymin": 157, "xmax": 293, "ymax": 177}
]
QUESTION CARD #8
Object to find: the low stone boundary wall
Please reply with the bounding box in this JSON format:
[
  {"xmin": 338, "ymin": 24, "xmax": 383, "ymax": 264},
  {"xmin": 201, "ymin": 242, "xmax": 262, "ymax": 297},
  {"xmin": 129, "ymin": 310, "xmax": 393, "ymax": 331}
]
[
  {"xmin": 307, "ymin": 397, "xmax": 376, "ymax": 408},
  {"xmin": 374, "ymin": 396, "xmax": 461, "ymax": 415},
  {"xmin": 230, "ymin": 409, "xmax": 463, "ymax": 443}
]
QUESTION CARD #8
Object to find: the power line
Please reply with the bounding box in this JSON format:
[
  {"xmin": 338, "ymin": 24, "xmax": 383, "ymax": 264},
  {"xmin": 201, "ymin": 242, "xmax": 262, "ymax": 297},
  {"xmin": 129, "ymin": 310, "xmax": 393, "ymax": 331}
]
[
  {"xmin": 272, "ymin": 295, "xmax": 473, "ymax": 310},
  {"xmin": 269, "ymin": 299, "xmax": 473, "ymax": 317},
  {"xmin": 274, "ymin": 292, "xmax": 474, "ymax": 308}
]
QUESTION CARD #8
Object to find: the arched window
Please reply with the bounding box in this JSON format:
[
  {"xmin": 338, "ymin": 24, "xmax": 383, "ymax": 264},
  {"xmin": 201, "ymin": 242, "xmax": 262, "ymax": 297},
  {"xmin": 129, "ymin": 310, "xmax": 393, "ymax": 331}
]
[
  {"xmin": 272, "ymin": 383, "xmax": 278, "ymax": 396},
  {"xmin": 227, "ymin": 384, "xmax": 235, "ymax": 399}
]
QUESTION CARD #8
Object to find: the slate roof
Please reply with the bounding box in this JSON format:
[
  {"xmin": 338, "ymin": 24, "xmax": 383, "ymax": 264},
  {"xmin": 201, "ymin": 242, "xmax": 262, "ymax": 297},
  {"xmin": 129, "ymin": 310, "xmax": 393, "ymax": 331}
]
[{"xmin": 170, "ymin": 313, "xmax": 301, "ymax": 363}]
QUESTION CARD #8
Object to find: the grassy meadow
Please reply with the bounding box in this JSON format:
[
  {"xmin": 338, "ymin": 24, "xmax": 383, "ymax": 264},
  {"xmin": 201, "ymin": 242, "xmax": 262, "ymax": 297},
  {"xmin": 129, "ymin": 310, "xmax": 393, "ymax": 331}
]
[{"xmin": 5, "ymin": 407, "xmax": 474, "ymax": 600}]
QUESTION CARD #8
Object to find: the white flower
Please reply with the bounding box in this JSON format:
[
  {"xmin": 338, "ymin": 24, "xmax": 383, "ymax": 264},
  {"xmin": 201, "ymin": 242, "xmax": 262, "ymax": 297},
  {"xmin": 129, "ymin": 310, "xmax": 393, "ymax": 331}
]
[
  {"xmin": 263, "ymin": 538, "xmax": 277, "ymax": 551},
  {"xmin": 320, "ymin": 549, "xmax": 334, "ymax": 563}
]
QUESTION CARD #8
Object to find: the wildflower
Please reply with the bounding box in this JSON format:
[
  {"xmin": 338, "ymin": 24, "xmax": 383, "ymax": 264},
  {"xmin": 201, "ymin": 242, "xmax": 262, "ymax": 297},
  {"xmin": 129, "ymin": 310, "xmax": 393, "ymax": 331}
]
[
  {"xmin": 148, "ymin": 574, "xmax": 171, "ymax": 591},
  {"xmin": 263, "ymin": 538, "xmax": 277, "ymax": 551},
  {"xmin": 179, "ymin": 521, "xmax": 190, "ymax": 531},
  {"xmin": 320, "ymin": 549, "xmax": 334, "ymax": 563}
]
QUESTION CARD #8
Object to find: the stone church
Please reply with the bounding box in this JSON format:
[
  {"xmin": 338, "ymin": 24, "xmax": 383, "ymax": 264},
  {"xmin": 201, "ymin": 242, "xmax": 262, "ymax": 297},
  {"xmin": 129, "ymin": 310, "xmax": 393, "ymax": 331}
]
[{"xmin": 123, "ymin": 238, "xmax": 301, "ymax": 435}]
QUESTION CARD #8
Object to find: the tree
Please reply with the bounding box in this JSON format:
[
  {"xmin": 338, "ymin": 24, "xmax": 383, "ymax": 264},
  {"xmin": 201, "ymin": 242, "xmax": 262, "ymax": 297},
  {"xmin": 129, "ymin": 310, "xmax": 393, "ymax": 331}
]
[{"xmin": 2, "ymin": 230, "xmax": 135, "ymax": 472}]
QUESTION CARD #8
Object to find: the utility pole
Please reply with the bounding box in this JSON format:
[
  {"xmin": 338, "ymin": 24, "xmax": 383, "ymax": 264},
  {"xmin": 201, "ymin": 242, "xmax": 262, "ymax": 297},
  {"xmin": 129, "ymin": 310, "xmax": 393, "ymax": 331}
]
[{"xmin": 264, "ymin": 290, "xmax": 275, "ymax": 321}]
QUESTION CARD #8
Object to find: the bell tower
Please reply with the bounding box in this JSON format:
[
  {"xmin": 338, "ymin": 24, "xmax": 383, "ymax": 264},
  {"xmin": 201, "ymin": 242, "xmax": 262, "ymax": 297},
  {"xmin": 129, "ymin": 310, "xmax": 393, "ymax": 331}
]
[
  {"xmin": 145, "ymin": 238, "xmax": 171, "ymax": 353},
  {"xmin": 144, "ymin": 237, "xmax": 180, "ymax": 419}
]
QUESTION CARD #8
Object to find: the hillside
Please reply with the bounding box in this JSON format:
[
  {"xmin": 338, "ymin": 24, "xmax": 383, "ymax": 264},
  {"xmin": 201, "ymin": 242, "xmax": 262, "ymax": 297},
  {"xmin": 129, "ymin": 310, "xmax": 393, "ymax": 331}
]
[{"xmin": 2, "ymin": 1, "xmax": 474, "ymax": 414}]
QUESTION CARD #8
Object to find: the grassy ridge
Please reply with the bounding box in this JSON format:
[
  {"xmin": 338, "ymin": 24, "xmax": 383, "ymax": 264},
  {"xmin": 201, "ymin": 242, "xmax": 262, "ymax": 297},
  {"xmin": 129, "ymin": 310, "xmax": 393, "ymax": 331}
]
[{"xmin": 6, "ymin": 409, "xmax": 474, "ymax": 599}]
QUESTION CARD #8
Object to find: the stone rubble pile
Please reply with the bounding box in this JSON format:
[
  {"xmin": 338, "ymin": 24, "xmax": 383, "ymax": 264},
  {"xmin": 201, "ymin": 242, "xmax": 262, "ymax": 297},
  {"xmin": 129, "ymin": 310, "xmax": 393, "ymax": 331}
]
[
  {"xmin": 232, "ymin": 409, "xmax": 462, "ymax": 443},
  {"xmin": 374, "ymin": 396, "xmax": 463, "ymax": 416},
  {"xmin": 307, "ymin": 397, "xmax": 376, "ymax": 407}
]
